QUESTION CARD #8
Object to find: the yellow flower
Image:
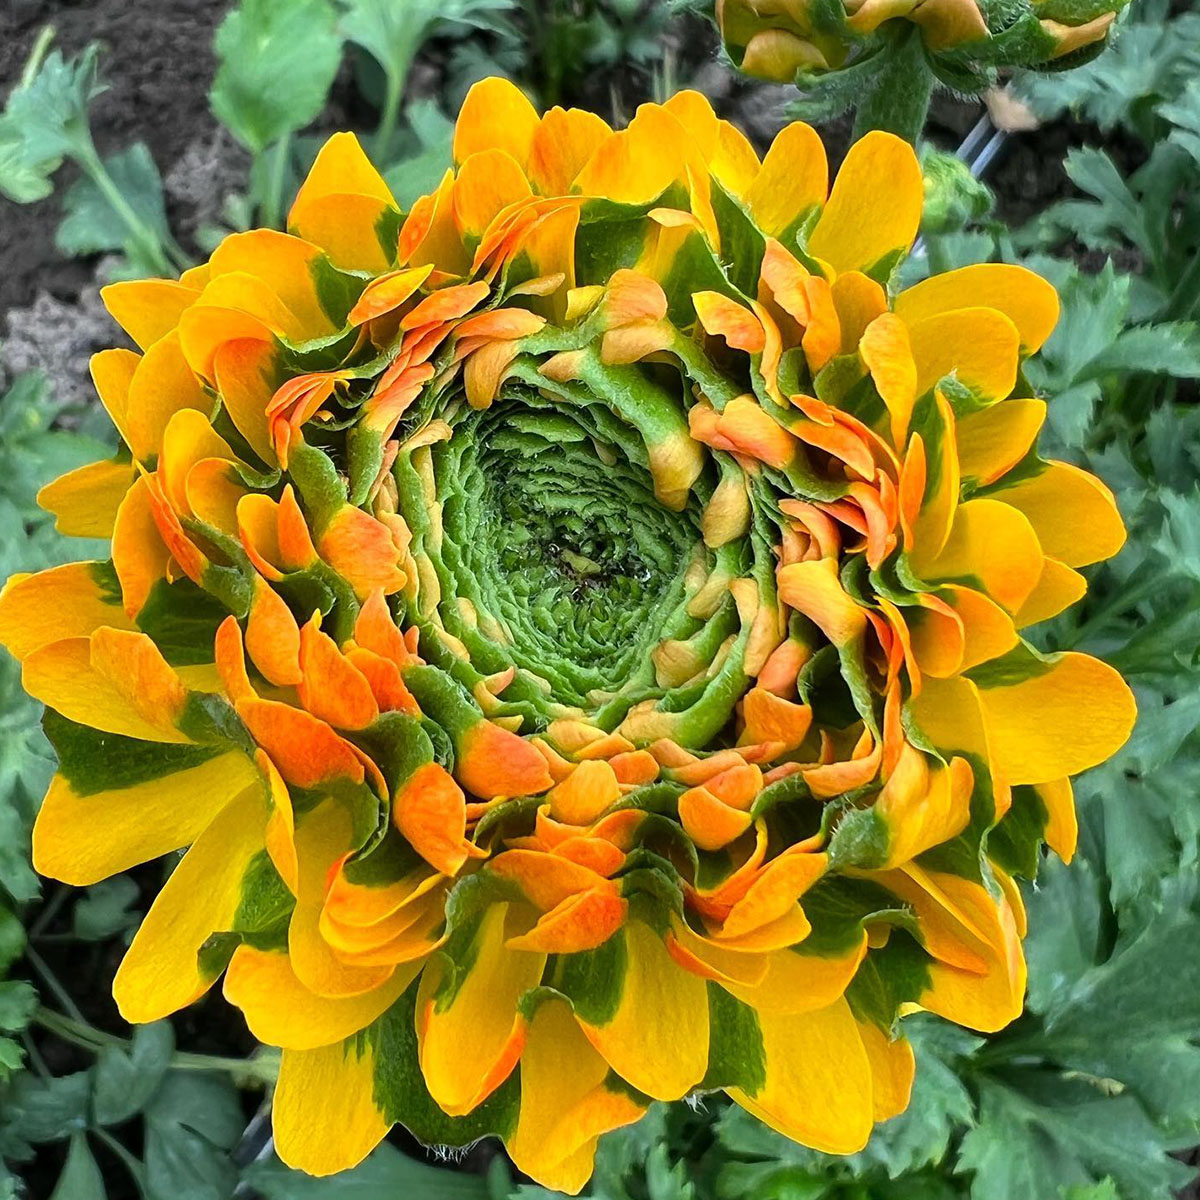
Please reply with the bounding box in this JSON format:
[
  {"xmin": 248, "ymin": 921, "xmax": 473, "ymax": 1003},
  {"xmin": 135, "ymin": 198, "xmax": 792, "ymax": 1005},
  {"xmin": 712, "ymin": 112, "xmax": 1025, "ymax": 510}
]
[{"xmin": 0, "ymin": 79, "xmax": 1134, "ymax": 1193}]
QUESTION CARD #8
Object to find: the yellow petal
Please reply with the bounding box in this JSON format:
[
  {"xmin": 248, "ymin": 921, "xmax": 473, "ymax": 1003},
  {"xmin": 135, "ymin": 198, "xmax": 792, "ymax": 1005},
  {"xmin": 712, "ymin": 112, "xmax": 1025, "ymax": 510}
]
[
  {"xmin": 574, "ymin": 105, "xmax": 689, "ymax": 206},
  {"xmin": 288, "ymin": 134, "xmax": 398, "ymax": 272},
  {"xmin": 895, "ymin": 263, "xmax": 1059, "ymax": 354},
  {"xmin": 112, "ymin": 475, "xmax": 171, "ymax": 618},
  {"xmin": 808, "ymin": 131, "xmax": 921, "ymax": 275},
  {"xmin": 209, "ymin": 229, "xmax": 335, "ymax": 338},
  {"xmin": 832, "ymin": 271, "xmax": 888, "ymax": 354},
  {"xmin": 1014, "ymin": 556, "xmax": 1087, "ymax": 628},
  {"xmin": 213, "ymin": 337, "xmax": 280, "ymax": 467},
  {"xmin": 710, "ymin": 120, "xmax": 761, "ymax": 200},
  {"xmin": 290, "ymin": 131, "xmax": 396, "ymax": 210},
  {"xmin": 955, "ymin": 398, "xmax": 1046, "ymax": 487},
  {"xmin": 113, "ymin": 782, "xmax": 267, "ymax": 1021},
  {"xmin": 454, "ymin": 77, "xmax": 540, "ymax": 170},
  {"xmin": 37, "ymin": 456, "xmax": 135, "ymax": 539},
  {"xmin": 943, "ymin": 584, "xmax": 1018, "ymax": 671},
  {"xmin": 89, "ymin": 348, "xmax": 139, "ymax": 447},
  {"xmin": 886, "ymin": 866, "xmax": 1026, "ymax": 1032},
  {"xmin": 729, "ymin": 998, "xmax": 873, "ymax": 1154},
  {"xmin": 418, "ymin": 901, "xmax": 545, "ymax": 1115},
  {"xmin": 453, "ymin": 148, "xmax": 533, "ymax": 243},
  {"xmin": 508, "ymin": 998, "xmax": 646, "ymax": 1196},
  {"xmin": 290, "ymin": 801, "xmax": 397, "ymax": 998},
  {"xmin": 1037, "ymin": 777, "xmax": 1077, "ymax": 861},
  {"xmin": 911, "ymin": 0, "xmax": 989, "ymax": 49},
  {"xmin": 723, "ymin": 936, "xmax": 868, "ymax": 1015},
  {"xmin": 100, "ymin": 279, "xmax": 200, "ymax": 350},
  {"xmin": 529, "ymin": 106, "xmax": 613, "ymax": 196},
  {"xmin": 745, "ymin": 122, "xmax": 827, "ymax": 238},
  {"xmin": 126, "ymin": 330, "xmax": 211, "ymax": 463},
  {"xmin": 975, "ymin": 651, "xmax": 1136, "ymax": 786},
  {"xmin": 923, "ymin": 498, "xmax": 1043, "ymax": 616},
  {"xmin": 1043, "ymin": 12, "xmax": 1115, "ymax": 58},
  {"xmin": 777, "ymin": 558, "xmax": 867, "ymax": 647},
  {"xmin": 22, "ymin": 631, "xmax": 189, "ymax": 743},
  {"xmin": 34, "ymin": 751, "xmax": 258, "ymax": 887},
  {"xmin": 578, "ymin": 920, "xmax": 708, "ymax": 1101},
  {"xmin": 859, "ymin": 312, "xmax": 917, "ymax": 448},
  {"xmin": 662, "ymin": 89, "xmax": 720, "ymax": 160},
  {"xmin": 274, "ymin": 1040, "xmax": 389, "ymax": 1176},
  {"xmin": 987, "ymin": 461, "xmax": 1125, "ymax": 568},
  {"xmin": 907, "ymin": 307, "xmax": 1020, "ymax": 401},
  {"xmin": 0, "ymin": 562, "xmax": 132, "ymax": 661},
  {"xmin": 857, "ymin": 1021, "xmax": 915, "ymax": 1121},
  {"xmin": 224, "ymin": 945, "xmax": 416, "ymax": 1051}
]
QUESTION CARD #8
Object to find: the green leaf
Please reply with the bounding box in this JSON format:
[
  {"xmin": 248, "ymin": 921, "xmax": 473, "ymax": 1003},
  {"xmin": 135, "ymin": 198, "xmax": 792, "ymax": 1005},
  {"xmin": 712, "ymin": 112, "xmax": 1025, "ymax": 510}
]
[
  {"xmin": 49, "ymin": 1132, "xmax": 106, "ymax": 1200},
  {"xmin": 55, "ymin": 142, "xmax": 170, "ymax": 274},
  {"xmin": 211, "ymin": 0, "xmax": 344, "ymax": 154},
  {"xmin": 0, "ymin": 982, "xmax": 38, "ymax": 1036},
  {"xmin": 142, "ymin": 1072, "xmax": 242, "ymax": 1200},
  {"xmin": 957, "ymin": 1071, "xmax": 1192, "ymax": 1200},
  {"xmin": 2, "ymin": 1071, "xmax": 91, "ymax": 1144},
  {"xmin": 1, "ymin": 44, "xmax": 104, "ymax": 167},
  {"xmin": 72, "ymin": 876, "xmax": 141, "ymax": 943},
  {"xmin": 1080, "ymin": 323, "xmax": 1200, "ymax": 380},
  {"xmin": 244, "ymin": 1144, "xmax": 491, "ymax": 1198},
  {"xmin": 92, "ymin": 1022, "xmax": 175, "ymax": 1127},
  {"xmin": 0, "ymin": 909, "xmax": 26, "ymax": 974},
  {"xmin": 341, "ymin": 0, "xmax": 515, "ymax": 90},
  {"xmin": 381, "ymin": 99, "xmax": 454, "ymax": 208},
  {"xmin": 0, "ymin": 114, "xmax": 57, "ymax": 203}
]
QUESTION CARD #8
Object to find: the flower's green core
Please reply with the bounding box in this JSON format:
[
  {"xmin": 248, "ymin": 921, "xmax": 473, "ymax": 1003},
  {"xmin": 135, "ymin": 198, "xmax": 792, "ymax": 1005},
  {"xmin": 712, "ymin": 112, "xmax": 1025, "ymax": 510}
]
[
  {"xmin": 450, "ymin": 399, "xmax": 701, "ymax": 698},
  {"xmin": 396, "ymin": 385, "xmax": 710, "ymax": 719}
]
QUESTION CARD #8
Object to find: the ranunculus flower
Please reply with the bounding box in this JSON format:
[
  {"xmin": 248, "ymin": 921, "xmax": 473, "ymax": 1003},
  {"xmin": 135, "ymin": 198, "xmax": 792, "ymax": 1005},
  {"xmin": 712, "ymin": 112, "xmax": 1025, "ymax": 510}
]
[{"xmin": 0, "ymin": 78, "xmax": 1134, "ymax": 1193}]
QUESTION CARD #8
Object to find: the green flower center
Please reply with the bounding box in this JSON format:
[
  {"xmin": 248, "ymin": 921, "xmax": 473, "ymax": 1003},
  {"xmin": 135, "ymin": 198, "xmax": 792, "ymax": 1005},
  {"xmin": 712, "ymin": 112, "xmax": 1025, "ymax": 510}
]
[{"xmin": 399, "ymin": 387, "xmax": 706, "ymax": 716}]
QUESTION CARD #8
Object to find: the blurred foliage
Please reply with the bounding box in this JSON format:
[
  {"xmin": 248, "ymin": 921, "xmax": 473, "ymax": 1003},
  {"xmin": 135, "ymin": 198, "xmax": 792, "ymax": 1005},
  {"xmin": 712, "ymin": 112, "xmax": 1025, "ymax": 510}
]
[{"xmin": 1, "ymin": 0, "xmax": 1200, "ymax": 1197}]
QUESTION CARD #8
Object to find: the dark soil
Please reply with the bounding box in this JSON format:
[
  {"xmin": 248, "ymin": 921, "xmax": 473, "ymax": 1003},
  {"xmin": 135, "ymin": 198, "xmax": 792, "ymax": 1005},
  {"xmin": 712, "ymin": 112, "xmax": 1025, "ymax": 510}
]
[{"xmin": 0, "ymin": 0, "xmax": 230, "ymax": 314}]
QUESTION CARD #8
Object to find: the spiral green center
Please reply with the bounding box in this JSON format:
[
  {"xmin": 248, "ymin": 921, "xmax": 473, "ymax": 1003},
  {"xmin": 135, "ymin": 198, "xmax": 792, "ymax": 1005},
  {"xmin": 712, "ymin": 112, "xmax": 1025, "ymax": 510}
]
[{"xmin": 411, "ymin": 388, "xmax": 703, "ymax": 710}]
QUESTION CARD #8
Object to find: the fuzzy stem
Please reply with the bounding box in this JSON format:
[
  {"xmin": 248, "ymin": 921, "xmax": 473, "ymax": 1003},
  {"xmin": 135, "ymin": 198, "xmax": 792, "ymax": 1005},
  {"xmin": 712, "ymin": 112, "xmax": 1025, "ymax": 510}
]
[{"xmin": 852, "ymin": 28, "xmax": 935, "ymax": 145}]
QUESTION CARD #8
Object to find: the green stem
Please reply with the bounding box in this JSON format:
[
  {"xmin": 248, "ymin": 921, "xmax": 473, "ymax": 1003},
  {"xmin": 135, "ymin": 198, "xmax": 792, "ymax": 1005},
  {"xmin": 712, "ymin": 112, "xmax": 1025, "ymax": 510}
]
[
  {"xmin": 375, "ymin": 65, "xmax": 407, "ymax": 158},
  {"xmin": 261, "ymin": 132, "xmax": 292, "ymax": 231},
  {"xmin": 21, "ymin": 24, "xmax": 56, "ymax": 88},
  {"xmin": 1166, "ymin": 243, "xmax": 1200, "ymax": 324},
  {"xmin": 34, "ymin": 1007, "xmax": 123, "ymax": 1051},
  {"xmin": 852, "ymin": 28, "xmax": 935, "ymax": 144},
  {"xmin": 74, "ymin": 136, "xmax": 174, "ymax": 277},
  {"xmin": 33, "ymin": 1008, "xmax": 279, "ymax": 1086},
  {"xmin": 28, "ymin": 884, "xmax": 71, "ymax": 939},
  {"xmin": 25, "ymin": 946, "xmax": 88, "ymax": 1025},
  {"xmin": 93, "ymin": 1128, "xmax": 150, "ymax": 1199}
]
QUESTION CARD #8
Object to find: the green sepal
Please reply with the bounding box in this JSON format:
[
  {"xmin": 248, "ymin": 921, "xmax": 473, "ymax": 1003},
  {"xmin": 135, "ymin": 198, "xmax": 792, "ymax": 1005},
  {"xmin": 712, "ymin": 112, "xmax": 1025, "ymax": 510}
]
[
  {"xmin": 42, "ymin": 709, "xmax": 222, "ymax": 797},
  {"xmin": 699, "ymin": 983, "xmax": 766, "ymax": 1092},
  {"xmin": 845, "ymin": 929, "xmax": 932, "ymax": 1030},
  {"xmin": 364, "ymin": 981, "xmax": 520, "ymax": 1147},
  {"xmin": 135, "ymin": 577, "xmax": 231, "ymax": 666},
  {"xmin": 988, "ymin": 785, "xmax": 1051, "ymax": 880},
  {"xmin": 550, "ymin": 930, "xmax": 628, "ymax": 1026}
]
